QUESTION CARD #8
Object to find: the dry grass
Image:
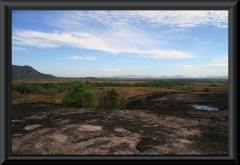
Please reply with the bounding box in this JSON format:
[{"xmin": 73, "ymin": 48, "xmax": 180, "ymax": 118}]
[
  {"xmin": 12, "ymin": 79, "xmax": 228, "ymax": 104},
  {"xmin": 12, "ymin": 78, "xmax": 145, "ymax": 85}
]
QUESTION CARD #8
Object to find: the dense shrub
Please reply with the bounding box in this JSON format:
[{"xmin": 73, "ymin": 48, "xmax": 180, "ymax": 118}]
[
  {"xmin": 97, "ymin": 88, "xmax": 128, "ymax": 110},
  {"xmin": 12, "ymin": 90, "xmax": 23, "ymax": 100},
  {"xmin": 203, "ymin": 88, "xmax": 211, "ymax": 92},
  {"xmin": 61, "ymin": 82, "xmax": 95, "ymax": 108}
]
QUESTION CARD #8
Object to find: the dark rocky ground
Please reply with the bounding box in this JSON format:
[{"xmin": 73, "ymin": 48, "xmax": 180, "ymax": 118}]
[{"xmin": 12, "ymin": 92, "xmax": 228, "ymax": 155}]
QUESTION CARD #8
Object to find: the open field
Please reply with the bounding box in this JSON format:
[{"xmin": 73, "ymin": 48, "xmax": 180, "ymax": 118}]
[
  {"xmin": 11, "ymin": 78, "xmax": 228, "ymax": 155},
  {"xmin": 12, "ymin": 78, "xmax": 145, "ymax": 85},
  {"xmin": 12, "ymin": 78, "xmax": 228, "ymax": 104}
]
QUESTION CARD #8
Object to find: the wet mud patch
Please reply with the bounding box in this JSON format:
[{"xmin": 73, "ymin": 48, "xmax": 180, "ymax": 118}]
[{"xmin": 191, "ymin": 105, "xmax": 218, "ymax": 111}]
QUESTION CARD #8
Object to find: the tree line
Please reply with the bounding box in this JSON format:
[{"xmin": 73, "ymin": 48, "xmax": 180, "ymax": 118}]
[
  {"xmin": 12, "ymin": 79, "xmax": 228, "ymax": 95},
  {"xmin": 12, "ymin": 79, "xmax": 227, "ymax": 108}
]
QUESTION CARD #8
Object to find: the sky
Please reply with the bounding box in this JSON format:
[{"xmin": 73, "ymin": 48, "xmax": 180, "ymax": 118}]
[{"xmin": 12, "ymin": 10, "xmax": 228, "ymax": 78}]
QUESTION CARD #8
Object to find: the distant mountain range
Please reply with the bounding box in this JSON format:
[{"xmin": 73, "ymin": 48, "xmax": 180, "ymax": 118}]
[
  {"xmin": 12, "ymin": 65, "xmax": 56, "ymax": 79},
  {"xmin": 112, "ymin": 75, "xmax": 228, "ymax": 79},
  {"xmin": 12, "ymin": 65, "xmax": 228, "ymax": 79}
]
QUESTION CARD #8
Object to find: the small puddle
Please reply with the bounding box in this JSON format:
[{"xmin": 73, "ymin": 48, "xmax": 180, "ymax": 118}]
[{"xmin": 192, "ymin": 105, "xmax": 218, "ymax": 111}]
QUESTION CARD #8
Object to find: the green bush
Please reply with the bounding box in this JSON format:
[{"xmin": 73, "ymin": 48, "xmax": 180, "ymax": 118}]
[
  {"xmin": 97, "ymin": 88, "xmax": 128, "ymax": 110},
  {"xmin": 12, "ymin": 90, "xmax": 23, "ymax": 100},
  {"xmin": 203, "ymin": 88, "xmax": 210, "ymax": 92},
  {"xmin": 61, "ymin": 82, "xmax": 95, "ymax": 108}
]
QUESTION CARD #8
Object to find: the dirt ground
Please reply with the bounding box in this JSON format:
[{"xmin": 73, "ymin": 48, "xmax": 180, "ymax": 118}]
[{"xmin": 11, "ymin": 92, "xmax": 228, "ymax": 155}]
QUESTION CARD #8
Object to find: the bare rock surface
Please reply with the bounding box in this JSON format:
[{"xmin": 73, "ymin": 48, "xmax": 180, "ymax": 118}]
[{"xmin": 12, "ymin": 92, "xmax": 228, "ymax": 155}]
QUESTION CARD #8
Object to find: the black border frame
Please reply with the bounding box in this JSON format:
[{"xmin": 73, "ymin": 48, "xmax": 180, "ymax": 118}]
[{"xmin": 0, "ymin": 0, "xmax": 238, "ymax": 164}]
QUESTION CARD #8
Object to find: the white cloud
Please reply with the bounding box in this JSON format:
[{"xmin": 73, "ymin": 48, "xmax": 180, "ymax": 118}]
[
  {"xmin": 100, "ymin": 68, "xmax": 128, "ymax": 72},
  {"xmin": 82, "ymin": 10, "xmax": 228, "ymax": 29},
  {"xmin": 179, "ymin": 65, "xmax": 199, "ymax": 70},
  {"xmin": 45, "ymin": 11, "xmax": 227, "ymax": 51},
  {"xmin": 12, "ymin": 10, "xmax": 227, "ymax": 61},
  {"xmin": 212, "ymin": 56, "xmax": 228, "ymax": 63},
  {"xmin": 12, "ymin": 30, "xmax": 118, "ymax": 52},
  {"xmin": 13, "ymin": 30, "xmax": 60, "ymax": 48},
  {"xmin": 49, "ymin": 11, "xmax": 228, "ymax": 34},
  {"xmin": 13, "ymin": 30, "xmax": 194, "ymax": 59},
  {"xmin": 193, "ymin": 37, "xmax": 198, "ymax": 41},
  {"xmin": 12, "ymin": 47, "xmax": 27, "ymax": 51},
  {"xmin": 66, "ymin": 56, "xmax": 97, "ymax": 60},
  {"xmin": 178, "ymin": 56, "xmax": 228, "ymax": 75},
  {"xmin": 141, "ymin": 49, "xmax": 194, "ymax": 59}
]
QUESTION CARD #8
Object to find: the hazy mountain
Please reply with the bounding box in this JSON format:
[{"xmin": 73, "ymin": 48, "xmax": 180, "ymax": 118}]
[
  {"xmin": 112, "ymin": 75, "xmax": 228, "ymax": 79},
  {"xmin": 12, "ymin": 65, "xmax": 56, "ymax": 79},
  {"xmin": 11, "ymin": 65, "xmax": 228, "ymax": 79},
  {"xmin": 112, "ymin": 75, "xmax": 188, "ymax": 79},
  {"xmin": 113, "ymin": 75, "xmax": 157, "ymax": 79},
  {"xmin": 205, "ymin": 76, "xmax": 228, "ymax": 79}
]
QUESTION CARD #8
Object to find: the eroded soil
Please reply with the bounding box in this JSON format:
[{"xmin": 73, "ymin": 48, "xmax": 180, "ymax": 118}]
[{"xmin": 12, "ymin": 92, "xmax": 228, "ymax": 155}]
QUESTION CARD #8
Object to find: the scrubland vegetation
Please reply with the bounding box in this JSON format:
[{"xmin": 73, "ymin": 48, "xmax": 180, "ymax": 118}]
[
  {"xmin": 12, "ymin": 78, "xmax": 228, "ymax": 107},
  {"xmin": 11, "ymin": 78, "xmax": 229, "ymax": 155}
]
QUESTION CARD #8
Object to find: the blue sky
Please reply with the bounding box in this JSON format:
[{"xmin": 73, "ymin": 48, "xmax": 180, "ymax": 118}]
[{"xmin": 12, "ymin": 10, "xmax": 228, "ymax": 77}]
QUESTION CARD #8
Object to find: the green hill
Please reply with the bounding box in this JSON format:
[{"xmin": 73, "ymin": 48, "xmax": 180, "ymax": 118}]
[{"xmin": 12, "ymin": 65, "xmax": 56, "ymax": 79}]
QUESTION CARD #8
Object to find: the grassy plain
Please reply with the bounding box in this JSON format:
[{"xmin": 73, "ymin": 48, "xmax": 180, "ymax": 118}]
[
  {"xmin": 12, "ymin": 78, "xmax": 228, "ymax": 104},
  {"xmin": 11, "ymin": 78, "xmax": 229, "ymax": 155},
  {"xmin": 12, "ymin": 99, "xmax": 228, "ymax": 155}
]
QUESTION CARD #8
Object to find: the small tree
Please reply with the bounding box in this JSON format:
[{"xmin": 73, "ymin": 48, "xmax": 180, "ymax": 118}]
[
  {"xmin": 61, "ymin": 82, "xmax": 95, "ymax": 108},
  {"xmin": 97, "ymin": 88, "xmax": 128, "ymax": 110}
]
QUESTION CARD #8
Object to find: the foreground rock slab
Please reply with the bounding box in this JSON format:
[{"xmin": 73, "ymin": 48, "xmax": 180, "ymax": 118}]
[{"xmin": 12, "ymin": 92, "xmax": 228, "ymax": 155}]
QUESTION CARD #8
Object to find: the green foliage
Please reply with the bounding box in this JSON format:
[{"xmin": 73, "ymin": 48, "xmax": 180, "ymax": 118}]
[
  {"xmin": 61, "ymin": 82, "xmax": 95, "ymax": 108},
  {"xmin": 203, "ymin": 88, "xmax": 211, "ymax": 92},
  {"xmin": 92, "ymin": 79, "xmax": 195, "ymax": 88},
  {"xmin": 61, "ymin": 97, "xmax": 75, "ymax": 106},
  {"xmin": 12, "ymin": 78, "xmax": 227, "ymax": 106},
  {"xmin": 12, "ymin": 82, "xmax": 77, "ymax": 95},
  {"xmin": 12, "ymin": 79, "xmax": 227, "ymax": 97},
  {"xmin": 12, "ymin": 90, "xmax": 23, "ymax": 100},
  {"xmin": 210, "ymin": 84, "xmax": 218, "ymax": 87},
  {"xmin": 97, "ymin": 88, "xmax": 128, "ymax": 110}
]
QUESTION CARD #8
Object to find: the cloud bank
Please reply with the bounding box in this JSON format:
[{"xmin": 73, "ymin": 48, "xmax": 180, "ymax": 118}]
[
  {"xmin": 66, "ymin": 56, "xmax": 97, "ymax": 60},
  {"xmin": 13, "ymin": 30, "xmax": 194, "ymax": 59}
]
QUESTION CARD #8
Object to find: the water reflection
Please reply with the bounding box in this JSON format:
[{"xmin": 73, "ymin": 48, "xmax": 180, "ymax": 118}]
[{"xmin": 192, "ymin": 105, "xmax": 218, "ymax": 111}]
